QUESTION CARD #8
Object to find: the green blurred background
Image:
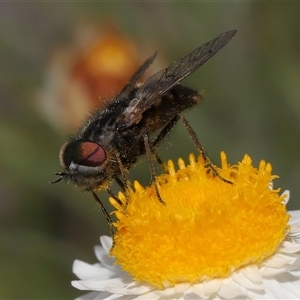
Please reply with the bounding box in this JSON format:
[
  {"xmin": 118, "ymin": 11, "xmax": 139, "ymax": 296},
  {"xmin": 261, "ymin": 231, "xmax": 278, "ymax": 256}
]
[{"xmin": 1, "ymin": 2, "xmax": 300, "ymax": 299}]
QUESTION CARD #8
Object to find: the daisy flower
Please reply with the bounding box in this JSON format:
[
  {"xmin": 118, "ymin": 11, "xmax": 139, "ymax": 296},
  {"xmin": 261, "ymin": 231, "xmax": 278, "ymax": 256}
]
[{"xmin": 72, "ymin": 152, "xmax": 300, "ymax": 299}]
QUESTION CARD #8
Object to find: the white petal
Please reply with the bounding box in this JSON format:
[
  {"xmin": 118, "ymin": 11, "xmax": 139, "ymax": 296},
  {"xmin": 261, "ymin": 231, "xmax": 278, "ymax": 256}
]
[
  {"xmin": 72, "ymin": 276, "xmax": 132, "ymax": 291},
  {"xmin": 289, "ymin": 218, "xmax": 300, "ymax": 244},
  {"xmin": 157, "ymin": 285, "xmax": 189, "ymax": 299},
  {"xmin": 156, "ymin": 287, "xmax": 186, "ymax": 300},
  {"xmin": 262, "ymin": 253, "xmax": 297, "ymax": 268},
  {"xmin": 155, "ymin": 286, "xmax": 177, "ymax": 297},
  {"xmin": 256, "ymin": 273, "xmax": 300, "ymax": 299},
  {"xmin": 174, "ymin": 283, "xmax": 191, "ymax": 293},
  {"xmin": 75, "ymin": 291, "xmax": 123, "ymax": 300},
  {"xmin": 218, "ymin": 277, "xmax": 244, "ymax": 299},
  {"xmin": 74, "ymin": 291, "xmax": 109, "ymax": 300},
  {"xmin": 240, "ymin": 265, "xmax": 262, "ymax": 284},
  {"xmin": 281, "ymin": 190, "xmax": 290, "ymax": 204},
  {"xmin": 106, "ymin": 280, "xmax": 154, "ymax": 295},
  {"xmin": 94, "ymin": 245, "xmax": 123, "ymax": 273},
  {"xmin": 232, "ymin": 269, "xmax": 264, "ymax": 291},
  {"xmin": 86, "ymin": 292, "xmax": 129, "ymax": 300},
  {"xmin": 105, "ymin": 295, "xmax": 136, "ymax": 300},
  {"xmin": 188, "ymin": 282, "xmax": 206, "ymax": 298},
  {"xmin": 289, "ymin": 221, "xmax": 300, "ymax": 233},
  {"xmin": 279, "ymin": 241, "xmax": 300, "ymax": 253},
  {"xmin": 73, "ymin": 260, "xmax": 116, "ymax": 280},
  {"xmin": 259, "ymin": 265, "xmax": 290, "ymax": 276},
  {"xmin": 134, "ymin": 291, "xmax": 161, "ymax": 299},
  {"xmin": 260, "ymin": 249, "xmax": 300, "ymax": 276},
  {"xmin": 289, "ymin": 210, "xmax": 300, "ymax": 220},
  {"xmin": 100, "ymin": 236, "xmax": 113, "ymax": 253},
  {"xmin": 261, "ymin": 249, "xmax": 300, "ymax": 275},
  {"xmin": 202, "ymin": 278, "xmax": 222, "ymax": 295},
  {"xmin": 288, "ymin": 256, "xmax": 300, "ymax": 272},
  {"xmin": 72, "ymin": 280, "xmax": 90, "ymax": 291}
]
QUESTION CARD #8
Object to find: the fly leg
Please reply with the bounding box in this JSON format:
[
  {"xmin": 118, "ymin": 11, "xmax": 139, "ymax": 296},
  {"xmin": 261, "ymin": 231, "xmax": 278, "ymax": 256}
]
[
  {"xmin": 115, "ymin": 153, "xmax": 132, "ymax": 212},
  {"xmin": 151, "ymin": 115, "xmax": 181, "ymax": 171},
  {"xmin": 92, "ymin": 191, "xmax": 117, "ymax": 240},
  {"xmin": 179, "ymin": 113, "xmax": 232, "ymax": 184},
  {"xmin": 143, "ymin": 133, "xmax": 166, "ymax": 205}
]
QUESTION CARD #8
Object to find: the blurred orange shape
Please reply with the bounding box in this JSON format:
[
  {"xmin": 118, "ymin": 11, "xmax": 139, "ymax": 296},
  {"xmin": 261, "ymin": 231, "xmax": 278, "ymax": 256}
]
[{"xmin": 38, "ymin": 24, "xmax": 157, "ymax": 132}]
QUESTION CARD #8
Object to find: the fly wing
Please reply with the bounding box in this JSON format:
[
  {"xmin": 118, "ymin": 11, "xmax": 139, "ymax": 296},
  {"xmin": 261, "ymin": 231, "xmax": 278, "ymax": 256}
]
[
  {"xmin": 117, "ymin": 52, "xmax": 157, "ymax": 99},
  {"xmin": 120, "ymin": 30, "xmax": 237, "ymax": 128}
]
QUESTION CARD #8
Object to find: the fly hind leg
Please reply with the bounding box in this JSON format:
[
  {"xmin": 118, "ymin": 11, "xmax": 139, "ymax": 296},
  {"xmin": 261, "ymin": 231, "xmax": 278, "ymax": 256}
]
[
  {"xmin": 179, "ymin": 113, "xmax": 232, "ymax": 184},
  {"xmin": 152, "ymin": 114, "xmax": 181, "ymax": 171}
]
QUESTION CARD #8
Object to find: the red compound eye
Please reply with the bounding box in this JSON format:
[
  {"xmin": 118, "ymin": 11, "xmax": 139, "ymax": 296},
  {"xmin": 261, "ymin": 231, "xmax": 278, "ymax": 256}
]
[
  {"xmin": 61, "ymin": 140, "xmax": 107, "ymax": 168},
  {"xmin": 76, "ymin": 141, "xmax": 106, "ymax": 166}
]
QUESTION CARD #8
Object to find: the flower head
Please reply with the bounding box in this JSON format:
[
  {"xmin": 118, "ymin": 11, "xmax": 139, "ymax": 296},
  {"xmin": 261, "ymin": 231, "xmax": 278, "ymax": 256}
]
[
  {"xmin": 72, "ymin": 152, "xmax": 300, "ymax": 299},
  {"xmin": 38, "ymin": 23, "xmax": 155, "ymax": 132}
]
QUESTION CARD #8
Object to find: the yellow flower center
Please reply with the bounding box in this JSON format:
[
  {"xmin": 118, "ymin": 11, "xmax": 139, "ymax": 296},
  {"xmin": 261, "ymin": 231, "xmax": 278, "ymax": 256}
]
[{"xmin": 110, "ymin": 152, "xmax": 290, "ymax": 288}]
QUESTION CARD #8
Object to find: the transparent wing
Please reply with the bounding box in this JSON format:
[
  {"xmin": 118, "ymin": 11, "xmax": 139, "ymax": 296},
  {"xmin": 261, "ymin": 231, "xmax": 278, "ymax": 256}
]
[
  {"xmin": 122, "ymin": 30, "xmax": 237, "ymax": 127},
  {"xmin": 117, "ymin": 52, "xmax": 157, "ymax": 99}
]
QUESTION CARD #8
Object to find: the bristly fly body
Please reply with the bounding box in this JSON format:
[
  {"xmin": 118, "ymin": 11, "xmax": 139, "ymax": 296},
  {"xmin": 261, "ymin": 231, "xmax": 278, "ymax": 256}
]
[{"xmin": 52, "ymin": 30, "xmax": 237, "ymax": 233}]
